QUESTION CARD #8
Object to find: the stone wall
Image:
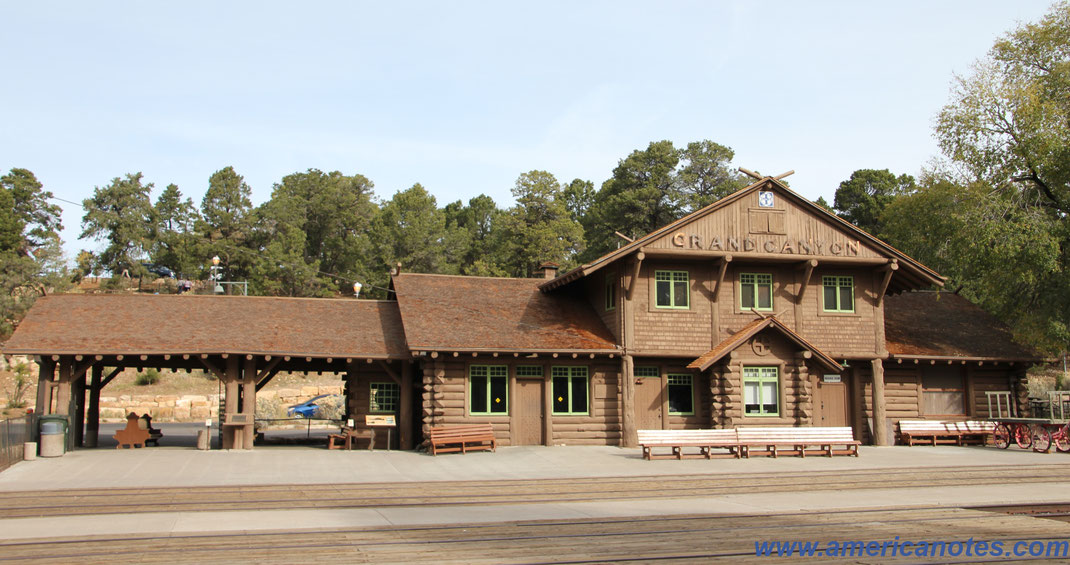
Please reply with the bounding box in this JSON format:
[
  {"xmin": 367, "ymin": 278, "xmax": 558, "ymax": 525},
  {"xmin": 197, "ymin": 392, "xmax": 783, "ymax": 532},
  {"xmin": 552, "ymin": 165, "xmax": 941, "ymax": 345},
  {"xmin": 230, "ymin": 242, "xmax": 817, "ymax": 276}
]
[{"xmin": 99, "ymin": 385, "xmax": 344, "ymax": 422}]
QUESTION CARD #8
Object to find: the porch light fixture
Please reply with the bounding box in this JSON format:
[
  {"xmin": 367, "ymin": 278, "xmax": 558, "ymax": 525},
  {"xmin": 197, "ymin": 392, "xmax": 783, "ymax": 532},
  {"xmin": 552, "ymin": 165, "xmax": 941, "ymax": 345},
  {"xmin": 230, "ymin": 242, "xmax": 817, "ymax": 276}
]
[{"xmin": 353, "ymin": 282, "xmax": 362, "ymax": 297}]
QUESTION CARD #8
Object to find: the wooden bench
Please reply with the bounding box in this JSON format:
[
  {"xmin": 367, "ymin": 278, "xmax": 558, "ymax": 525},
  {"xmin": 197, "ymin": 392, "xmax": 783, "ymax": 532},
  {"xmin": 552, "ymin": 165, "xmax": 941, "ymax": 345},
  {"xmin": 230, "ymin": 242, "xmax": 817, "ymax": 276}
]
[
  {"xmin": 113, "ymin": 413, "xmax": 152, "ymax": 449},
  {"xmin": 428, "ymin": 424, "xmax": 496, "ymax": 455},
  {"xmin": 637, "ymin": 429, "xmax": 742, "ymax": 460},
  {"xmin": 138, "ymin": 415, "xmax": 163, "ymax": 447},
  {"xmin": 736, "ymin": 426, "xmax": 860, "ymax": 458},
  {"xmin": 328, "ymin": 428, "xmax": 373, "ymax": 450},
  {"xmin": 898, "ymin": 420, "xmax": 995, "ymax": 446}
]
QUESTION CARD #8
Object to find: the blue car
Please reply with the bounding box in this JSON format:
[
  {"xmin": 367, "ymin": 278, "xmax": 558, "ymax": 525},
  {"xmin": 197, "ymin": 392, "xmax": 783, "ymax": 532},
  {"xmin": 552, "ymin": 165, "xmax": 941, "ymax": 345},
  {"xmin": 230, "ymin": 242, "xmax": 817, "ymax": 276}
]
[{"xmin": 287, "ymin": 394, "xmax": 339, "ymax": 418}]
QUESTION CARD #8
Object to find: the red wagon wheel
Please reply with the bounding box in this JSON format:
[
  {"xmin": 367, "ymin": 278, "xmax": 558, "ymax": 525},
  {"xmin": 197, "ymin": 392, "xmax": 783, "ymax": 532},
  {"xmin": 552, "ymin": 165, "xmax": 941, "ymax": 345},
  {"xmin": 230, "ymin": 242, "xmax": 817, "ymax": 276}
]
[
  {"xmin": 1013, "ymin": 423, "xmax": 1034, "ymax": 450},
  {"xmin": 1032, "ymin": 425, "xmax": 1052, "ymax": 453},
  {"xmin": 994, "ymin": 424, "xmax": 1011, "ymax": 449},
  {"xmin": 1054, "ymin": 425, "xmax": 1070, "ymax": 453}
]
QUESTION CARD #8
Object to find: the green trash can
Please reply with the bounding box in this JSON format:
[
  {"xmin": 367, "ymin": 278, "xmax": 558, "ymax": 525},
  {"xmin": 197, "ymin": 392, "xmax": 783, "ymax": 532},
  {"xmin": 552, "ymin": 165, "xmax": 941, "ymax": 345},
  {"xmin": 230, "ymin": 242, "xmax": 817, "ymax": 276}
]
[{"xmin": 38, "ymin": 415, "xmax": 69, "ymax": 457}]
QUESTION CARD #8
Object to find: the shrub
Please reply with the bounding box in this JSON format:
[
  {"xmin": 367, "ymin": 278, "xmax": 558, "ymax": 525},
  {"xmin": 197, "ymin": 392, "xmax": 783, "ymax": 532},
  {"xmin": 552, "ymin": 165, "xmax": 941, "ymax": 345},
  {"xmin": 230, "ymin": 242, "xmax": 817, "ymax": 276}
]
[
  {"xmin": 4, "ymin": 362, "xmax": 30, "ymax": 409},
  {"xmin": 135, "ymin": 368, "xmax": 160, "ymax": 386},
  {"xmin": 256, "ymin": 396, "xmax": 285, "ymax": 420},
  {"xmin": 313, "ymin": 395, "xmax": 344, "ymax": 420}
]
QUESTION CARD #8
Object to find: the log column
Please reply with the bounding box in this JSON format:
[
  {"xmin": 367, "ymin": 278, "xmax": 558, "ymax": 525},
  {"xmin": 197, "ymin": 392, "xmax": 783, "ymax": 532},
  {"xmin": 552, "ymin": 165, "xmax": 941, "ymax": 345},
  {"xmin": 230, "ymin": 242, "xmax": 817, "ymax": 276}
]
[
  {"xmin": 85, "ymin": 365, "xmax": 103, "ymax": 447},
  {"xmin": 400, "ymin": 361, "xmax": 414, "ymax": 450},
  {"xmin": 223, "ymin": 356, "xmax": 240, "ymax": 449},
  {"xmin": 72, "ymin": 370, "xmax": 87, "ymax": 447},
  {"xmin": 242, "ymin": 357, "xmax": 256, "ymax": 450},
  {"xmin": 850, "ymin": 363, "xmax": 864, "ymax": 441},
  {"xmin": 870, "ymin": 358, "xmax": 889, "ymax": 446},
  {"xmin": 35, "ymin": 357, "xmax": 55, "ymax": 415},
  {"xmin": 621, "ymin": 354, "xmax": 636, "ymax": 447},
  {"xmin": 794, "ymin": 352, "xmax": 812, "ymax": 426}
]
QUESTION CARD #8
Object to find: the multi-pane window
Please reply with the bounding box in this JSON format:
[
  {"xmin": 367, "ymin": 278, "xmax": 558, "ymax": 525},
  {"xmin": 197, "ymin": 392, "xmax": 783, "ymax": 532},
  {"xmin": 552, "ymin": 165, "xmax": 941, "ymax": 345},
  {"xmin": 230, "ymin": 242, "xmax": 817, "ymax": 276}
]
[
  {"xmin": 469, "ymin": 365, "xmax": 508, "ymax": 415},
  {"xmin": 743, "ymin": 366, "xmax": 779, "ymax": 416},
  {"xmin": 634, "ymin": 366, "xmax": 659, "ymax": 378},
  {"xmin": 740, "ymin": 273, "xmax": 773, "ymax": 311},
  {"xmin": 369, "ymin": 382, "xmax": 399, "ymax": 413},
  {"xmin": 551, "ymin": 366, "xmax": 589, "ymax": 415},
  {"xmin": 655, "ymin": 270, "xmax": 689, "ymax": 309},
  {"xmin": 667, "ymin": 374, "xmax": 694, "ymax": 415},
  {"xmin": 605, "ymin": 277, "xmax": 616, "ymax": 311},
  {"xmin": 823, "ymin": 276, "xmax": 854, "ymax": 312},
  {"xmin": 516, "ymin": 365, "xmax": 543, "ymax": 378}
]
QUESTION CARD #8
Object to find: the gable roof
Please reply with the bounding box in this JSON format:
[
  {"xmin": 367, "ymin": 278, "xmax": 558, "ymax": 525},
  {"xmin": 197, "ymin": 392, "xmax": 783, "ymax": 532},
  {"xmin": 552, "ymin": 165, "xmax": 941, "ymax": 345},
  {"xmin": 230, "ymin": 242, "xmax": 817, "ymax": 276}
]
[
  {"xmin": 541, "ymin": 176, "xmax": 945, "ymax": 293},
  {"xmin": 3, "ymin": 294, "xmax": 409, "ymax": 359},
  {"xmin": 687, "ymin": 315, "xmax": 842, "ymax": 373},
  {"xmin": 391, "ymin": 273, "xmax": 618, "ymax": 353},
  {"xmin": 884, "ymin": 291, "xmax": 1045, "ymax": 361}
]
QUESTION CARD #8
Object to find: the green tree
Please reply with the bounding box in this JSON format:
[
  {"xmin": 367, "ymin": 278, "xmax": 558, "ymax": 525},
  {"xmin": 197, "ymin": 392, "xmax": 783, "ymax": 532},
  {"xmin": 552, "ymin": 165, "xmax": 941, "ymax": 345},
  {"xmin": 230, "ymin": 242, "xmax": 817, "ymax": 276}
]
[
  {"xmin": 80, "ymin": 173, "xmax": 156, "ymax": 276},
  {"xmin": 498, "ymin": 171, "xmax": 584, "ymax": 277},
  {"xmin": 833, "ymin": 169, "xmax": 916, "ymax": 236},
  {"xmin": 369, "ymin": 184, "xmax": 452, "ymax": 291},
  {"xmin": 882, "ymin": 175, "xmax": 1065, "ymax": 351},
  {"xmin": 562, "ymin": 178, "xmax": 595, "ymax": 224},
  {"xmin": 0, "ymin": 169, "xmax": 69, "ymax": 337},
  {"xmin": 263, "ymin": 169, "xmax": 379, "ymax": 292},
  {"xmin": 152, "ymin": 183, "xmax": 202, "ymax": 278},
  {"xmin": 200, "ymin": 166, "xmax": 254, "ymax": 280},
  {"xmin": 915, "ymin": 2, "xmax": 1070, "ymax": 353},
  {"xmin": 0, "ymin": 168, "xmax": 63, "ymax": 253},
  {"xmin": 935, "ymin": 2, "xmax": 1070, "ymax": 215},
  {"xmin": 583, "ymin": 140, "xmax": 681, "ymax": 259},
  {"xmin": 444, "ymin": 194, "xmax": 506, "ymax": 276},
  {"xmin": 676, "ymin": 140, "xmax": 747, "ymax": 211},
  {"xmin": 249, "ymin": 189, "xmax": 325, "ymax": 297},
  {"xmin": 813, "ymin": 196, "xmax": 833, "ymax": 212}
]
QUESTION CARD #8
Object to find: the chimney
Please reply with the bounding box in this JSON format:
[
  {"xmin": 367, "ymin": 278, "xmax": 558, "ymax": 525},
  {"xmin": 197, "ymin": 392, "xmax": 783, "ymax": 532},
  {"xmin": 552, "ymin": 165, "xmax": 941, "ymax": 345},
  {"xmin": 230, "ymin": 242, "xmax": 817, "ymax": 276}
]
[{"xmin": 535, "ymin": 262, "xmax": 559, "ymax": 280}]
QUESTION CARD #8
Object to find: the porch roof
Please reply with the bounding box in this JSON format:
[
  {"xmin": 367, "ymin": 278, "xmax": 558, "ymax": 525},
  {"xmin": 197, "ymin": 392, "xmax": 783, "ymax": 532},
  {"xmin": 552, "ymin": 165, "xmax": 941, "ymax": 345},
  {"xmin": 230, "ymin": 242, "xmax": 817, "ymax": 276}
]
[
  {"xmin": 687, "ymin": 315, "xmax": 842, "ymax": 373},
  {"xmin": 2, "ymin": 294, "xmax": 410, "ymax": 359}
]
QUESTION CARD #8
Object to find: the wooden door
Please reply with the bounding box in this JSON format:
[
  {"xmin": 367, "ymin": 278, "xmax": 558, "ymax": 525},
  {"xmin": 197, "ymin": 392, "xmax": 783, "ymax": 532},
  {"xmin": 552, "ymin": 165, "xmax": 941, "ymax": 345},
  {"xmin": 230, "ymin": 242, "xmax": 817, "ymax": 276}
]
[
  {"xmin": 515, "ymin": 379, "xmax": 545, "ymax": 445},
  {"xmin": 635, "ymin": 376, "xmax": 663, "ymax": 430},
  {"xmin": 816, "ymin": 379, "xmax": 849, "ymax": 427}
]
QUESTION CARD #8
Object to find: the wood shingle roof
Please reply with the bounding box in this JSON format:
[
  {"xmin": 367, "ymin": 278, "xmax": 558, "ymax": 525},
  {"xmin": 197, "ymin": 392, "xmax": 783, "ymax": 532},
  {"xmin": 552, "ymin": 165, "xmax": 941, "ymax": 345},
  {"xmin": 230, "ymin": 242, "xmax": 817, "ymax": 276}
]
[
  {"xmin": 3, "ymin": 294, "xmax": 409, "ymax": 359},
  {"xmin": 391, "ymin": 273, "xmax": 618, "ymax": 353}
]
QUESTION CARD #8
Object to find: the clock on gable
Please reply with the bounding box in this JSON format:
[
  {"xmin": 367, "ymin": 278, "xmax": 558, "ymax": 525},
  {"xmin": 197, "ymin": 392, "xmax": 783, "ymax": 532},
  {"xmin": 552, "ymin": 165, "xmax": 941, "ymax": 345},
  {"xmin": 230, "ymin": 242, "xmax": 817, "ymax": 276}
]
[{"xmin": 758, "ymin": 190, "xmax": 774, "ymax": 208}]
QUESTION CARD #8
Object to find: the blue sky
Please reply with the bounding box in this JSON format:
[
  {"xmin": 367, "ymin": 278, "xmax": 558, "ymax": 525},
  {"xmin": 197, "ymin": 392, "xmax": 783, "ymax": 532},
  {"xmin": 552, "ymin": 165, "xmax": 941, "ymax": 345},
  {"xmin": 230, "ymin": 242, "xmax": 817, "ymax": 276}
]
[{"xmin": 0, "ymin": 1, "xmax": 1056, "ymax": 260}]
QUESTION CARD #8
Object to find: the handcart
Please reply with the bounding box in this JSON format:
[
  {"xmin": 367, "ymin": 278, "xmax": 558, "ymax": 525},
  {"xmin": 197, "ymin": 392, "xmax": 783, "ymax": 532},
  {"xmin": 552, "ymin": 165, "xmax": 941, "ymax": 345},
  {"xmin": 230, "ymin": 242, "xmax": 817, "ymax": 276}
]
[{"xmin": 986, "ymin": 391, "xmax": 1070, "ymax": 453}]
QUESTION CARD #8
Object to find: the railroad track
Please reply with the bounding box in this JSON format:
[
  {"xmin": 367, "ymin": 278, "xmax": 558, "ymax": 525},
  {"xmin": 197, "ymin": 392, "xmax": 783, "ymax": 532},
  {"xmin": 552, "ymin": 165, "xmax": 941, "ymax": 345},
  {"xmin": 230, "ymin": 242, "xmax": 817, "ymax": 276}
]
[
  {"xmin": 1, "ymin": 506, "xmax": 1069, "ymax": 563},
  {"xmin": 0, "ymin": 464, "xmax": 1068, "ymax": 519}
]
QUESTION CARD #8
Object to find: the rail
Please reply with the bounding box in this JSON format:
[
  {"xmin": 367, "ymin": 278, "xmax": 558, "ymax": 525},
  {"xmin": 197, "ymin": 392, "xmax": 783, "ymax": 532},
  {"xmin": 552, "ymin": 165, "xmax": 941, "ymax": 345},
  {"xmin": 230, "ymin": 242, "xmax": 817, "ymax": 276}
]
[{"xmin": 0, "ymin": 414, "xmax": 36, "ymax": 472}]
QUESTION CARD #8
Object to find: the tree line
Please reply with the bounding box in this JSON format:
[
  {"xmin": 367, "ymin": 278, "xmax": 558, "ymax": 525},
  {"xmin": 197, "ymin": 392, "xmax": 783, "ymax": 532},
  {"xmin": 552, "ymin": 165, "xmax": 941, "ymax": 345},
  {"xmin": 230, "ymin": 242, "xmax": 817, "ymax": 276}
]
[{"xmin": 0, "ymin": 2, "xmax": 1066, "ymax": 356}]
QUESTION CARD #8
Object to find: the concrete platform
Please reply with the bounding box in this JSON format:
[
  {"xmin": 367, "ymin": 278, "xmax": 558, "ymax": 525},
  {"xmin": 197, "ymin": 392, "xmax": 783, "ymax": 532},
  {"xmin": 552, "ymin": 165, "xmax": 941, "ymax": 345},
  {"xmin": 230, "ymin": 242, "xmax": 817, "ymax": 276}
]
[
  {"xmin": 1, "ymin": 442, "xmax": 1067, "ymax": 490},
  {"xmin": 2, "ymin": 444, "xmax": 1069, "ymax": 543}
]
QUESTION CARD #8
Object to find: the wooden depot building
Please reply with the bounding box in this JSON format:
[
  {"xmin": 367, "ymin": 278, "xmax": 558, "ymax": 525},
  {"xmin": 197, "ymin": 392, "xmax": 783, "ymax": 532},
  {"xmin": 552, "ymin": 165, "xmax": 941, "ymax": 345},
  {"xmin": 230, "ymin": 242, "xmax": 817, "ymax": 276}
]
[{"xmin": 3, "ymin": 174, "xmax": 1045, "ymax": 450}]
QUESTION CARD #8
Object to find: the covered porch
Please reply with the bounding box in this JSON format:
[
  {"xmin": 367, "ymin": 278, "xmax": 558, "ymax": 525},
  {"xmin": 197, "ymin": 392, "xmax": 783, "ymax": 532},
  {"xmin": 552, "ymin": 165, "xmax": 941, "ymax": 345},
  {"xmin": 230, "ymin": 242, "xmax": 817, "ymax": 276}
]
[{"xmin": 3, "ymin": 294, "xmax": 412, "ymax": 450}]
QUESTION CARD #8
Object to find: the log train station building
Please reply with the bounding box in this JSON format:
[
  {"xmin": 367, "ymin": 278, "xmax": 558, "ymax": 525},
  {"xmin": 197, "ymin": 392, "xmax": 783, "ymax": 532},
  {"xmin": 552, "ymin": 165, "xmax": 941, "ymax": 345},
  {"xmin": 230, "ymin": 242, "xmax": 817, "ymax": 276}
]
[{"xmin": 3, "ymin": 175, "xmax": 1044, "ymax": 450}]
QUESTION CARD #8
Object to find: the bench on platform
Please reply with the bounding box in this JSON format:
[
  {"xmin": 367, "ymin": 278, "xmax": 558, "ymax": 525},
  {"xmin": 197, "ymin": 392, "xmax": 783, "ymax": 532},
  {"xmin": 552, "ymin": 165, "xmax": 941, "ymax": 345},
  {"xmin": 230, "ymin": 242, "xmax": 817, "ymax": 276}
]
[
  {"xmin": 328, "ymin": 427, "xmax": 373, "ymax": 450},
  {"xmin": 637, "ymin": 429, "xmax": 741, "ymax": 460},
  {"xmin": 898, "ymin": 420, "xmax": 994, "ymax": 446},
  {"xmin": 736, "ymin": 426, "xmax": 860, "ymax": 458},
  {"xmin": 113, "ymin": 413, "xmax": 152, "ymax": 449},
  {"xmin": 428, "ymin": 424, "xmax": 496, "ymax": 456},
  {"xmin": 138, "ymin": 415, "xmax": 163, "ymax": 447}
]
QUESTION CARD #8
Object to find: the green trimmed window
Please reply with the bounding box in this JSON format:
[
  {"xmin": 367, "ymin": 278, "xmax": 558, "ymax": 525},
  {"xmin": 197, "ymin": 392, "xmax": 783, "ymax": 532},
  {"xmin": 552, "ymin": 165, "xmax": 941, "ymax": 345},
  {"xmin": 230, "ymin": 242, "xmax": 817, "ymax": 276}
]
[
  {"xmin": 667, "ymin": 374, "xmax": 693, "ymax": 415},
  {"xmin": 634, "ymin": 366, "xmax": 659, "ymax": 378},
  {"xmin": 743, "ymin": 366, "xmax": 779, "ymax": 416},
  {"xmin": 470, "ymin": 365, "xmax": 508, "ymax": 415},
  {"xmin": 740, "ymin": 273, "xmax": 773, "ymax": 311},
  {"xmin": 551, "ymin": 366, "xmax": 589, "ymax": 415},
  {"xmin": 605, "ymin": 277, "xmax": 616, "ymax": 311},
  {"xmin": 823, "ymin": 276, "xmax": 854, "ymax": 312},
  {"xmin": 516, "ymin": 365, "xmax": 543, "ymax": 378},
  {"xmin": 655, "ymin": 270, "xmax": 689, "ymax": 309},
  {"xmin": 369, "ymin": 382, "xmax": 399, "ymax": 413}
]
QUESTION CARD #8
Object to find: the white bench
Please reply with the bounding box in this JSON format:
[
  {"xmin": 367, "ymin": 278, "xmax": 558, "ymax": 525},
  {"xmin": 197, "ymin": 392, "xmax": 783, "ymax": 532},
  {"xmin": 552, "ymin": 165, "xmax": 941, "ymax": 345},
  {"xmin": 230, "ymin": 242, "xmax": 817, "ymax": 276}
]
[
  {"xmin": 637, "ymin": 429, "xmax": 741, "ymax": 460},
  {"xmin": 736, "ymin": 426, "xmax": 860, "ymax": 458}
]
